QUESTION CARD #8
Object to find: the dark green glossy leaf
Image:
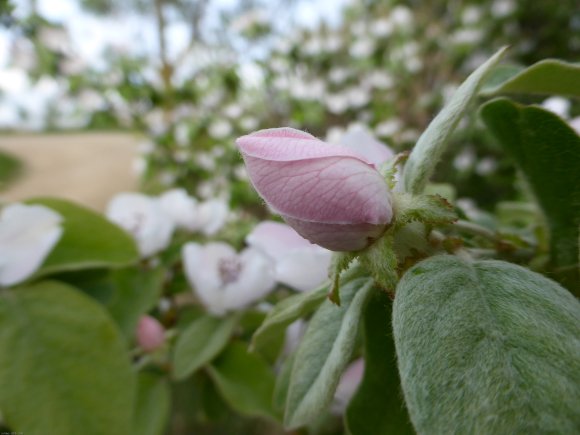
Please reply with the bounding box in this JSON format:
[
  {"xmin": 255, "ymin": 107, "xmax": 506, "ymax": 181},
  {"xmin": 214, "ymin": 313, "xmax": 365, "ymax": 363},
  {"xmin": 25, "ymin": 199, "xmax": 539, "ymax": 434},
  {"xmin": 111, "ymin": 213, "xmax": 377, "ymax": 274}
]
[
  {"xmin": 345, "ymin": 291, "xmax": 414, "ymax": 435},
  {"xmin": 481, "ymin": 99, "xmax": 580, "ymax": 294}
]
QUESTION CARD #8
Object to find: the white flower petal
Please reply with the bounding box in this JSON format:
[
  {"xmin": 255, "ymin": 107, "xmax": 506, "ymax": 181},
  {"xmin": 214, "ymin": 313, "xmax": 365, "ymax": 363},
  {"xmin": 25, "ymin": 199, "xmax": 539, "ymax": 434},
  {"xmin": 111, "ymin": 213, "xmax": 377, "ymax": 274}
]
[
  {"xmin": 106, "ymin": 192, "xmax": 174, "ymax": 258},
  {"xmin": 0, "ymin": 204, "xmax": 63, "ymax": 286},
  {"xmin": 339, "ymin": 124, "xmax": 394, "ymax": 166},
  {"xmin": 158, "ymin": 188, "xmax": 199, "ymax": 231},
  {"xmin": 246, "ymin": 221, "xmax": 332, "ymax": 292},
  {"xmin": 276, "ymin": 248, "xmax": 331, "ymax": 292},
  {"xmin": 182, "ymin": 242, "xmax": 234, "ymax": 316},
  {"xmin": 196, "ymin": 199, "xmax": 229, "ymax": 236},
  {"xmin": 223, "ymin": 247, "xmax": 275, "ymax": 311},
  {"xmin": 541, "ymin": 96, "xmax": 570, "ymax": 119},
  {"xmin": 246, "ymin": 221, "xmax": 313, "ymax": 261}
]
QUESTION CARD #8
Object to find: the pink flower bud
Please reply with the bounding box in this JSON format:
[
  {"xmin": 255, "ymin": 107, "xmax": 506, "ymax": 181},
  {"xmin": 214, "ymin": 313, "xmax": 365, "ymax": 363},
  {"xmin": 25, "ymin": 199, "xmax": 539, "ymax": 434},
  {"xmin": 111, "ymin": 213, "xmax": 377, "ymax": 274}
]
[
  {"xmin": 136, "ymin": 315, "xmax": 165, "ymax": 352},
  {"xmin": 236, "ymin": 127, "xmax": 393, "ymax": 251}
]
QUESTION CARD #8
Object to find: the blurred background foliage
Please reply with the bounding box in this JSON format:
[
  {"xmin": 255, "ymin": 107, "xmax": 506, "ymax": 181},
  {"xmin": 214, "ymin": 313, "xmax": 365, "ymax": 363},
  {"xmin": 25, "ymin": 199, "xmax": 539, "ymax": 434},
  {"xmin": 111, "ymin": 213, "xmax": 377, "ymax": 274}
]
[{"xmin": 2, "ymin": 0, "xmax": 579, "ymax": 212}]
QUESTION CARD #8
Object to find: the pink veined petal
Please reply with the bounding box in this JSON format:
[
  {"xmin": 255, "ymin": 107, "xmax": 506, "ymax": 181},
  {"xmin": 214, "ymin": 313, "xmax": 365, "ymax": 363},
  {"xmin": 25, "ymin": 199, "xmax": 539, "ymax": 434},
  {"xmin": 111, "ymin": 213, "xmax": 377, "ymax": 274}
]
[
  {"xmin": 243, "ymin": 155, "xmax": 392, "ymax": 225},
  {"xmin": 236, "ymin": 127, "xmax": 373, "ymax": 164},
  {"xmin": 283, "ymin": 217, "xmax": 386, "ymax": 251}
]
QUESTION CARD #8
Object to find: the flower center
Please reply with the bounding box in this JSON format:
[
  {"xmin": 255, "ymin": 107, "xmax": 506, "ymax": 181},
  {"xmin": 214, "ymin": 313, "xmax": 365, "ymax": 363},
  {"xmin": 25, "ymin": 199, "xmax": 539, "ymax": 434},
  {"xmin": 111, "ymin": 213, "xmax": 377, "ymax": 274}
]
[{"xmin": 218, "ymin": 257, "xmax": 242, "ymax": 285}]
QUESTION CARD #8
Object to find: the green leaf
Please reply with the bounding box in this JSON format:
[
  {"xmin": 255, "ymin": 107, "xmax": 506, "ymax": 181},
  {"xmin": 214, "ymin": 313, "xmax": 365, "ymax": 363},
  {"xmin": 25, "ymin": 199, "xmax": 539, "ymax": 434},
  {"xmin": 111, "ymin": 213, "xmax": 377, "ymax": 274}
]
[
  {"xmin": 0, "ymin": 281, "xmax": 136, "ymax": 435},
  {"xmin": 0, "ymin": 150, "xmax": 22, "ymax": 189},
  {"xmin": 207, "ymin": 341, "xmax": 278, "ymax": 420},
  {"xmin": 393, "ymin": 256, "xmax": 580, "ymax": 434},
  {"xmin": 273, "ymin": 351, "xmax": 297, "ymax": 412},
  {"xmin": 172, "ymin": 313, "xmax": 238, "ymax": 381},
  {"xmin": 133, "ymin": 372, "xmax": 170, "ymax": 435},
  {"xmin": 481, "ymin": 99, "xmax": 580, "ymax": 294},
  {"xmin": 479, "ymin": 64, "xmax": 524, "ymax": 94},
  {"xmin": 481, "ymin": 59, "xmax": 580, "ymax": 97},
  {"xmin": 402, "ymin": 47, "xmax": 508, "ymax": 194},
  {"xmin": 284, "ymin": 278, "xmax": 374, "ymax": 430},
  {"xmin": 250, "ymin": 284, "xmax": 327, "ymax": 354},
  {"xmin": 107, "ymin": 265, "xmax": 166, "ymax": 339},
  {"xmin": 27, "ymin": 197, "xmax": 139, "ymax": 277},
  {"xmin": 345, "ymin": 291, "xmax": 414, "ymax": 435}
]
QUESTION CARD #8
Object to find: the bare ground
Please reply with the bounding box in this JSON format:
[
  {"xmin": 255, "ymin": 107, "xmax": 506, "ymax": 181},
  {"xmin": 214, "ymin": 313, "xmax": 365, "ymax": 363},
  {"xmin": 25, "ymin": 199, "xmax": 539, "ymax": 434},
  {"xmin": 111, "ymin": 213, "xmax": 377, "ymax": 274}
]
[{"xmin": 0, "ymin": 132, "xmax": 139, "ymax": 211}]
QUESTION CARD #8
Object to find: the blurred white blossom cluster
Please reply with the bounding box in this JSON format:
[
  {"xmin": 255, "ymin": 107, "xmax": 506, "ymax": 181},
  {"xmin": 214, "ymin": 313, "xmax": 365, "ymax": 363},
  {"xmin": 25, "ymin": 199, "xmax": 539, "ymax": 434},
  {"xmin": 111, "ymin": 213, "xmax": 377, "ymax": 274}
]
[{"xmin": 104, "ymin": 189, "xmax": 333, "ymax": 317}]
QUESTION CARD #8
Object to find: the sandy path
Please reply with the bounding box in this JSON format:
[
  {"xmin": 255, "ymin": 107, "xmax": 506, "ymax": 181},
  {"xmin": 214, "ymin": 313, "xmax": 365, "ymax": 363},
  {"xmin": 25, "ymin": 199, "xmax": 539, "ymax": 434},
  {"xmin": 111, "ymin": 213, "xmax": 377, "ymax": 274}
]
[{"xmin": 0, "ymin": 132, "xmax": 140, "ymax": 211}]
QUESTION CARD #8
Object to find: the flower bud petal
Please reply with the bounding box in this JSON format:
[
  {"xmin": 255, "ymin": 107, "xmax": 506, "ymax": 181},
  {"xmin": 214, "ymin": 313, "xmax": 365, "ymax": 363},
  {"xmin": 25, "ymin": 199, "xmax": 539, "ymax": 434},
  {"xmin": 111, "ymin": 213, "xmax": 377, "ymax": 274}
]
[
  {"xmin": 236, "ymin": 128, "xmax": 393, "ymax": 251},
  {"xmin": 136, "ymin": 315, "xmax": 165, "ymax": 352}
]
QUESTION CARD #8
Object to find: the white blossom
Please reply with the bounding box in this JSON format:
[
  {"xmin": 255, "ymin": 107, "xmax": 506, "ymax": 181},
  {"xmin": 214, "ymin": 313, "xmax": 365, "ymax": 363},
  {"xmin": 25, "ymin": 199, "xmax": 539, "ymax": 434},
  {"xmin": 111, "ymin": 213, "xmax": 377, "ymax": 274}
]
[
  {"xmin": 569, "ymin": 116, "xmax": 580, "ymax": 135},
  {"xmin": 453, "ymin": 149, "xmax": 476, "ymax": 171},
  {"xmin": 371, "ymin": 18, "xmax": 394, "ymax": 37},
  {"xmin": 182, "ymin": 242, "xmax": 276, "ymax": 316},
  {"xmin": 491, "ymin": 0, "xmax": 516, "ymax": 18},
  {"xmin": 476, "ymin": 157, "xmax": 498, "ymax": 176},
  {"xmin": 325, "ymin": 93, "xmax": 350, "ymax": 114},
  {"xmin": 106, "ymin": 192, "xmax": 174, "ymax": 258},
  {"xmin": 375, "ymin": 119, "xmax": 401, "ymax": 137},
  {"xmin": 196, "ymin": 198, "xmax": 229, "ymax": 236},
  {"xmin": 174, "ymin": 123, "xmax": 190, "ymax": 147},
  {"xmin": 349, "ymin": 38, "xmax": 375, "ymax": 59},
  {"xmin": 246, "ymin": 221, "xmax": 331, "ymax": 292},
  {"xmin": 338, "ymin": 124, "xmax": 394, "ymax": 166},
  {"xmin": 158, "ymin": 189, "xmax": 199, "ymax": 232},
  {"xmin": 240, "ymin": 116, "xmax": 259, "ymax": 131},
  {"xmin": 208, "ymin": 119, "xmax": 233, "ymax": 139},
  {"xmin": 541, "ymin": 97, "xmax": 571, "ymax": 119},
  {"xmin": 390, "ymin": 5, "xmax": 414, "ymax": 28},
  {"xmin": 0, "ymin": 204, "xmax": 63, "ymax": 286}
]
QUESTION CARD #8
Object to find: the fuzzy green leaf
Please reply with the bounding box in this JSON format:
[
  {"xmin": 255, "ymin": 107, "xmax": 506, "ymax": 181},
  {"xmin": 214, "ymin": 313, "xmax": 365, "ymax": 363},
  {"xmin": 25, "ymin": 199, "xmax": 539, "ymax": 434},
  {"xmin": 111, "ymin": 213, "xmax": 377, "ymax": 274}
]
[
  {"xmin": 133, "ymin": 372, "xmax": 170, "ymax": 435},
  {"xmin": 26, "ymin": 197, "xmax": 139, "ymax": 278},
  {"xmin": 0, "ymin": 281, "xmax": 135, "ymax": 435},
  {"xmin": 481, "ymin": 99, "xmax": 580, "ymax": 294},
  {"xmin": 481, "ymin": 59, "xmax": 580, "ymax": 97},
  {"xmin": 393, "ymin": 256, "xmax": 580, "ymax": 434},
  {"xmin": 402, "ymin": 47, "xmax": 508, "ymax": 194},
  {"xmin": 250, "ymin": 284, "xmax": 327, "ymax": 354},
  {"xmin": 207, "ymin": 341, "xmax": 278, "ymax": 420},
  {"xmin": 345, "ymin": 291, "xmax": 414, "ymax": 435},
  {"xmin": 284, "ymin": 278, "xmax": 374, "ymax": 429},
  {"xmin": 172, "ymin": 313, "xmax": 238, "ymax": 381}
]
